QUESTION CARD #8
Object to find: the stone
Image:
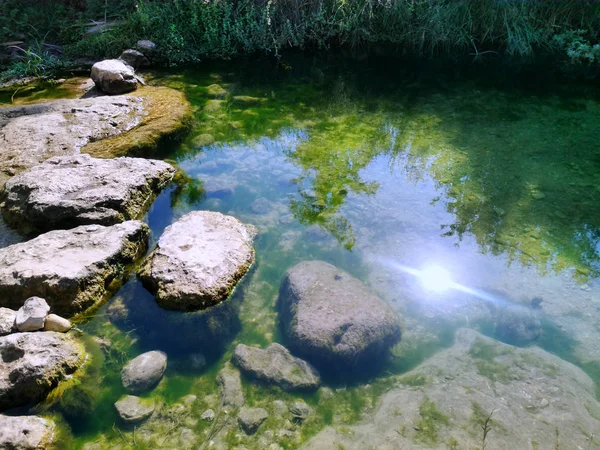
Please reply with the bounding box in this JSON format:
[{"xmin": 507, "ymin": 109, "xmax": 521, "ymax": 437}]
[
  {"xmin": 206, "ymin": 84, "xmax": 227, "ymax": 98},
  {"xmin": 0, "ymin": 221, "xmax": 149, "ymax": 316},
  {"xmin": 201, "ymin": 409, "xmax": 215, "ymax": 422},
  {"xmin": 232, "ymin": 343, "xmax": 320, "ymax": 391},
  {"xmin": 1, "ymin": 154, "xmax": 175, "ymax": 233},
  {"xmin": 0, "ymin": 96, "xmax": 144, "ymax": 188},
  {"xmin": 43, "ymin": 314, "xmax": 72, "ymax": 333},
  {"xmin": 0, "ymin": 307, "xmax": 16, "ymax": 336},
  {"xmin": 119, "ymin": 49, "xmax": 150, "ymax": 70},
  {"xmin": 0, "ymin": 332, "xmax": 84, "ymax": 410},
  {"xmin": 139, "ymin": 211, "xmax": 257, "ymax": 311},
  {"xmin": 90, "ymin": 59, "xmax": 137, "ymax": 95},
  {"xmin": 136, "ymin": 40, "xmax": 157, "ymax": 56},
  {"xmin": 238, "ymin": 407, "xmax": 268, "ymax": 435},
  {"xmin": 301, "ymin": 329, "xmax": 600, "ymax": 449},
  {"xmin": 121, "ymin": 351, "xmax": 167, "ymax": 393},
  {"xmin": 278, "ymin": 261, "xmax": 401, "ymax": 368},
  {"xmin": 217, "ymin": 363, "xmax": 245, "ymax": 408},
  {"xmin": 192, "ymin": 133, "xmax": 215, "ymax": 147},
  {"xmin": 114, "ymin": 395, "xmax": 155, "ymax": 424},
  {"xmin": 493, "ymin": 305, "xmax": 542, "ymax": 343},
  {"xmin": 15, "ymin": 297, "xmax": 49, "ymax": 332},
  {"xmin": 0, "ymin": 415, "xmax": 55, "ymax": 449},
  {"xmin": 289, "ymin": 401, "xmax": 312, "ymax": 423},
  {"xmin": 251, "ymin": 197, "xmax": 272, "ymax": 214}
]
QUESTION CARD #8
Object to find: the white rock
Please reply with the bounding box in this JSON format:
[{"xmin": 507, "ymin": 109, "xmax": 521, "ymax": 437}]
[
  {"xmin": 91, "ymin": 59, "xmax": 137, "ymax": 95},
  {"xmin": 15, "ymin": 297, "xmax": 49, "ymax": 332},
  {"xmin": 43, "ymin": 314, "xmax": 72, "ymax": 333},
  {"xmin": 0, "ymin": 308, "xmax": 16, "ymax": 336}
]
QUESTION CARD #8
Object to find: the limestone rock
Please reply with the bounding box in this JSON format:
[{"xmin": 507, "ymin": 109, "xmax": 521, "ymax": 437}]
[
  {"xmin": 0, "ymin": 307, "xmax": 16, "ymax": 336},
  {"xmin": 0, "ymin": 415, "xmax": 55, "ymax": 449},
  {"xmin": 232, "ymin": 343, "xmax": 320, "ymax": 391},
  {"xmin": 121, "ymin": 351, "xmax": 167, "ymax": 393},
  {"xmin": 119, "ymin": 49, "xmax": 150, "ymax": 70},
  {"xmin": 0, "ymin": 96, "xmax": 144, "ymax": 188},
  {"xmin": 289, "ymin": 401, "xmax": 312, "ymax": 423},
  {"xmin": 278, "ymin": 261, "xmax": 401, "ymax": 368},
  {"xmin": 238, "ymin": 407, "xmax": 268, "ymax": 435},
  {"xmin": 0, "ymin": 332, "xmax": 84, "ymax": 410},
  {"xmin": 91, "ymin": 59, "xmax": 137, "ymax": 95},
  {"xmin": 1, "ymin": 154, "xmax": 175, "ymax": 233},
  {"xmin": 43, "ymin": 314, "xmax": 72, "ymax": 333},
  {"xmin": 15, "ymin": 297, "xmax": 49, "ymax": 332},
  {"xmin": 301, "ymin": 329, "xmax": 600, "ymax": 449},
  {"xmin": 115, "ymin": 395, "xmax": 155, "ymax": 424},
  {"xmin": 139, "ymin": 211, "xmax": 257, "ymax": 311},
  {"xmin": 201, "ymin": 409, "xmax": 215, "ymax": 422},
  {"xmin": 217, "ymin": 363, "xmax": 245, "ymax": 408},
  {"xmin": 0, "ymin": 221, "xmax": 149, "ymax": 316},
  {"xmin": 493, "ymin": 305, "xmax": 542, "ymax": 343},
  {"xmin": 136, "ymin": 40, "xmax": 157, "ymax": 56}
]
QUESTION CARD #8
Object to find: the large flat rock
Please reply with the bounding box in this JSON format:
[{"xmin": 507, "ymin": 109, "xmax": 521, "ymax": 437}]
[
  {"xmin": 301, "ymin": 329, "xmax": 600, "ymax": 449},
  {"xmin": 0, "ymin": 95, "xmax": 144, "ymax": 188},
  {"xmin": 1, "ymin": 154, "xmax": 175, "ymax": 233},
  {"xmin": 139, "ymin": 211, "xmax": 257, "ymax": 311},
  {"xmin": 0, "ymin": 332, "xmax": 84, "ymax": 410},
  {"xmin": 0, "ymin": 415, "xmax": 55, "ymax": 449},
  {"xmin": 0, "ymin": 221, "xmax": 149, "ymax": 316},
  {"xmin": 278, "ymin": 261, "xmax": 401, "ymax": 368}
]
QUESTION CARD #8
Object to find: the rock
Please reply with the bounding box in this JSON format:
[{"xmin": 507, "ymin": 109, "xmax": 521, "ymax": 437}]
[
  {"xmin": 232, "ymin": 96, "xmax": 265, "ymax": 105},
  {"xmin": 493, "ymin": 305, "xmax": 542, "ymax": 343},
  {"xmin": 232, "ymin": 343, "xmax": 320, "ymax": 391},
  {"xmin": 193, "ymin": 133, "xmax": 215, "ymax": 147},
  {"xmin": 114, "ymin": 395, "xmax": 155, "ymax": 424},
  {"xmin": 0, "ymin": 332, "xmax": 84, "ymax": 410},
  {"xmin": 90, "ymin": 59, "xmax": 137, "ymax": 95},
  {"xmin": 201, "ymin": 409, "xmax": 215, "ymax": 422},
  {"xmin": 278, "ymin": 261, "xmax": 401, "ymax": 368},
  {"xmin": 301, "ymin": 329, "xmax": 600, "ymax": 449},
  {"xmin": 0, "ymin": 307, "xmax": 16, "ymax": 336},
  {"xmin": 206, "ymin": 84, "xmax": 227, "ymax": 98},
  {"xmin": 139, "ymin": 211, "xmax": 257, "ymax": 311},
  {"xmin": 15, "ymin": 297, "xmax": 49, "ymax": 332},
  {"xmin": 119, "ymin": 49, "xmax": 150, "ymax": 70},
  {"xmin": 43, "ymin": 314, "xmax": 72, "ymax": 333},
  {"xmin": 189, "ymin": 353, "xmax": 207, "ymax": 371},
  {"xmin": 251, "ymin": 197, "xmax": 272, "ymax": 214},
  {"xmin": 289, "ymin": 401, "xmax": 312, "ymax": 423},
  {"xmin": 1, "ymin": 154, "xmax": 175, "ymax": 233},
  {"xmin": 272, "ymin": 400, "xmax": 288, "ymax": 417},
  {"xmin": 0, "ymin": 415, "xmax": 55, "ymax": 449},
  {"xmin": 121, "ymin": 351, "xmax": 167, "ymax": 393},
  {"xmin": 217, "ymin": 363, "xmax": 245, "ymax": 408},
  {"xmin": 0, "ymin": 221, "xmax": 149, "ymax": 316},
  {"xmin": 136, "ymin": 40, "xmax": 157, "ymax": 56},
  {"xmin": 238, "ymin": 407, "xmax": 268, "ymax": 435},
  {"xmin": 0, "ymin": 96, "xmax": 144, "ymax": 188}
]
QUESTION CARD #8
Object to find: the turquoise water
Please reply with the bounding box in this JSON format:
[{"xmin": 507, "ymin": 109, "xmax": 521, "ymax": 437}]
[{"xmin": 3, "ymin": 54, "xmax": 600, "ymax": 448}]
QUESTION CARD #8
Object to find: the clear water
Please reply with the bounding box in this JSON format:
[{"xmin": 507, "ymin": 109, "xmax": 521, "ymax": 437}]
[{"xmin": 3, "ymin": 54, "xmax": 600, "ymax": 448}]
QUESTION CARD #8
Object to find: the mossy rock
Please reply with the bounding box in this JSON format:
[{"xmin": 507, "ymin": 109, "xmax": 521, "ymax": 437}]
[{"xmin": 82, "ymin": 86, "xmax": 193, "ymax": 158}]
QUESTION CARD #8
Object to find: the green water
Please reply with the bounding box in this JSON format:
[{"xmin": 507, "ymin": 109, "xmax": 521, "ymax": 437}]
[{"xmin": 4, "ymin": 54, "xmax": 600, "ymax": 448}]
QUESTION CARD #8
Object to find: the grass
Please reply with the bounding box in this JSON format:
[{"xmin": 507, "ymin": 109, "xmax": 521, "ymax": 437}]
[
  {"xmin": 415, "ymin": 397, "xmax": 450, "ymax": 444},
  {"xmin": 469, "ymin": 339, "xmax": 516, "ymax": 384}
]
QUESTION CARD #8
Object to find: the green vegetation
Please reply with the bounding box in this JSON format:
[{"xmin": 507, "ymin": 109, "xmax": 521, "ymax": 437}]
[
  {"xmin": 3, "ymin": 0, "xmax": 600, "ymax": 79},
  {"xmin": 415, "ymin": 397, "xmax": 450, "ymax": 444},
  {"xmin": 398, "ymin": 373, "xmax": 429, "ymax": 387},
  {"xmin": 469, "ymin": 339, "xmax": 515, "ymax": 384}
]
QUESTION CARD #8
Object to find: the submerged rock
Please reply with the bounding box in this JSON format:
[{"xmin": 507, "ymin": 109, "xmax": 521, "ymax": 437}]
[
  {"xmin": 15, "ymin": 297, "xmax": 49, "ymax": 332},
  {"xmin": 121, "ymin": 351, "xmax": 167, "ymax": 393},
  {"xmin": 492, "ymin": 305, "xmax": 542, "ymax": 343},
  {"xmin": 0, "ymin": 221, "xmax": 149, "ymax": 316},
  {"xmin": 238, "ymin": 407, "xmax": 268, "ymax": 435},
  {"xmin": 289, "ymin": 401, "xmax": 312, "ymax": 423},
  {"xmin": 0, "ymin": 415, "xmax": 55, "ymax": 449},
  {"xmin": 115, "ymin": 395, "xmax": 155, "ymax": 424},
  {"xmin": 0, "ymin": 308, "xmax": 16, "ymax": 336},
  {"xmin": 0, "ymin": 96, "xmax": 144, "ymax": 188},
  {"xmin": 91, "ymin": 59, "xmax": 137, "ymax": 95},
  {"xmin": 232, "ymin": 343, "xmax": 320, "ymax": 391},
  {"xmin": 201, "ymin": 409, "xmax": 215, "ymax": 422},
  {"xmin": 1, "ymin": 154, "xmax": 175, "ymax": 233},
  {"xmin": 139, "ymin": 211, "xmax": 257, "ymax": 311},
  {"xmin": 217, "ymin": 363, "xmax": 245, "ymax": 409},
  {"xmin": 301, "ymin": 329, "xmax": 600, "ymax": 449},
  {"xmin": 0, "ymin": 332, "xmax": 84, "ymax": 410},
  {"xmin": 278, "ymin": 261, "xmax": 401, "ymax": 368}
]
